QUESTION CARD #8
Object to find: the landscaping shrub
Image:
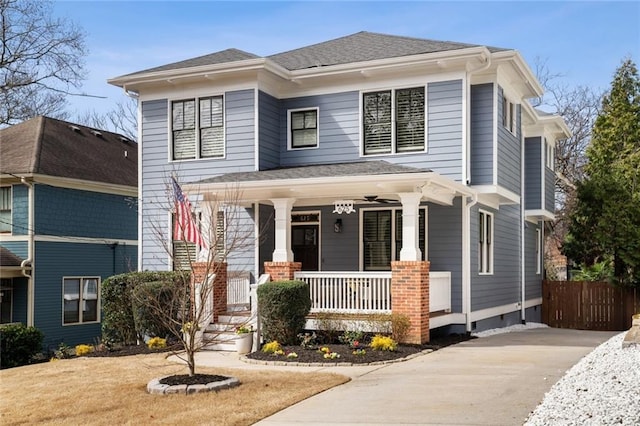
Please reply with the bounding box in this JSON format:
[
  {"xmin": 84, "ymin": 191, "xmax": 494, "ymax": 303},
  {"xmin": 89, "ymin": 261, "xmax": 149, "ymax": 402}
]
[
  {"xmin": 261, "ymin": 340, "xmax": 282, "ymax": 354},
  {"xmin": 370, "ymin": 335, "xmax": 398, "ymax": 351},
  {"xmin": 75, "ymin": 344, "xmax": 93, "ymax": 357},
  {"xmin": 147, "ymin": 337, "xmax": 167, "ymax": 350},
  {"xmin": 365, "ymin": 312, "xmax": 411, "ymax": 342},
  {"xmin": 257, "ymin": 280, "xmax": 311, "ymax": 345},
  {"xmin": 313, "ymin": 312, "xmax": 342, "ymax": 343},
  {"xmin": 131, "ymin": 280, "xmax": 184, "ymax": 339},
  {"xmin": 102, "ymin": 271, "xmax": 187, "ymax": 345},
  {"xmin": 0, "ymin": 323, "xmax": 44, "ymax": 369}
]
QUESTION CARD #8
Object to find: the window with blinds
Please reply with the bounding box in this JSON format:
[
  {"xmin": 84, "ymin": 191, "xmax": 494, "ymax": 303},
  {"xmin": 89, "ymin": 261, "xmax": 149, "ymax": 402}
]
[
  {"xmin": 363, "ymin": 208, "xmax": 427, "ymax": 270},
  {"xmin": 0, "ymin": 187, "xmax": 11, "ymax": 233},
  {"xmin": 479, "ymin": 211, "xmax": 493, "ymax": 274},
  {"xmin": 172, "ymin": 212, "xmax": 198, "ymax": 271},
  {"xmin": 63, "ymin": 277, "xmax": 99, "ymax": 324},
  {"xmin": 363, "ymin": 87, "xmax": 425, "ymax": 155},
  {"xmin": 289, "ymin": 109, "xmax": 318, "ymax": 149},
  {"xmin": 171, "ymin": 95, "xmax": 224, "ymax": 161}
]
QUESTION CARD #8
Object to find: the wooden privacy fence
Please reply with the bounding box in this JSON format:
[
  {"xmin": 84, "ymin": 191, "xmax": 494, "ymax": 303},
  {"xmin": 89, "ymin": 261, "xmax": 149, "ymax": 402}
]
[{"xmin": 542, "ymin": 280, "xmax": 640, "ymax": 331}]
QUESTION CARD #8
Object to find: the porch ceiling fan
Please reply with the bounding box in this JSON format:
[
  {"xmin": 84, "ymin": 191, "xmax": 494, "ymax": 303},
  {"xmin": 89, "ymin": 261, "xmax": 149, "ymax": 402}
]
[{"xmin": 359, "ymin": 195, "xmax": 397, "ymax": 204}]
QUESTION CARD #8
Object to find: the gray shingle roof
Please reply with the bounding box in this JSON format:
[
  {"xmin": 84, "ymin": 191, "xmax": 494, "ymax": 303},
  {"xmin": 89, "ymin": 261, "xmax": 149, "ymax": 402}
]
[
  {"xmin": 195, "ymin": 161, "xmax": 430, "ymax": 184},
  {"xmin": 116, "ymin": 31, "xmax": 509, "ymax": 78},
  {"xmin": 0, "ymin": 247, "xmax": 23, "ymax": 267},
  {"xmin": 0, "ymin": 116, "xmax": 137, "ymax": 187},
  {"xmin": 118, "ymin": 48, "xmax": 260, "ymax": 77},
  {"xmin": 268, "ymin": 31, "xmax": 507, "ymax": 71}
]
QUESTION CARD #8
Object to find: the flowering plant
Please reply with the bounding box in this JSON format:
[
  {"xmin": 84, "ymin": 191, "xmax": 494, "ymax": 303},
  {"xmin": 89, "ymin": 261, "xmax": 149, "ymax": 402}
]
[
  {"xmin": 180, "ymin": 321, "xmax": 200, "ymax": 333},
  {"xmin": 75, "ymin": 344, "xmax": 93, "ymax": 357},
  {"xmin": 286, "ymin": 351, "xmax": 298, "ymax": 359},
  {"xmin": 235, "ymin": 324, "xmax": 253, "ymax": 334},
  {"xmin": 352, "ymin": 348, "xmax": 366, "ymax": 356},
  {"xmin": 147, "ymin": 337, "xmax": 167, "ymax": 350}
]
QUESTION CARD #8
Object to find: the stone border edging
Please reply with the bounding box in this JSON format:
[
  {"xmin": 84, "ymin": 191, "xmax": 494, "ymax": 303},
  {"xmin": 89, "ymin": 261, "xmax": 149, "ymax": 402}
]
[
  {"xmin": 147, "ymin": 376, "xmax": 240, "ymax": 395},
  {"xmin": 240, "ymin": 348, "xmax": 433, "ymax": 367}
]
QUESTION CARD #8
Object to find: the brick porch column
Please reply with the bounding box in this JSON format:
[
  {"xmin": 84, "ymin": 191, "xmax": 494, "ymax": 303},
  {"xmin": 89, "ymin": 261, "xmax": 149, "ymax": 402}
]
[
  {"xmin": 391, "ymin": 260, "xmax": 430, "ymax": 344},
  {"xmin": 191, "ymin": 262, "xmax": 227, "ymax": 323},
  {"xmin": 264, "ymin": 261, "xmax": 302, "ymax": 281}
]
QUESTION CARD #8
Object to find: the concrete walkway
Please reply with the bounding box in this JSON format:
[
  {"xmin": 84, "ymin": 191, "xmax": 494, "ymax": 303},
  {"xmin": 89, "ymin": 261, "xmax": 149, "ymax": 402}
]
[{"xmin": 179, "ymin": 328, "xmax": 617, "ymax": 425}]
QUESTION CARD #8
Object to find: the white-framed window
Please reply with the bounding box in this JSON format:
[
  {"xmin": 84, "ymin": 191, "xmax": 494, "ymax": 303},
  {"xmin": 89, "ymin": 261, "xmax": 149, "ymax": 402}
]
[
  {"xmin": 536, "ymin": 228, "xmax": 541, "ymax": 275},
  {"xmin": 0, "ymin": 186, "xmax": 11, "ymax": 234},
  {"xmin": 172, "ymin": 210, "xmax": 224, "ymax": 270},
  {"xmin": 362, "ymin": 207, "xmax": 427, "ymax": 271},
  {"xmin": 288, "ymin": 108, "xmax": 319, "ymax": 149},
  {"xmin": 63, "ymin": 277, "xmax": 99, "ymax": 325},
  {"xmin": 363, "ymin": 86, "xmax": 425, "ymax": 155},
  {"xmin": 1, "ymin": 278, "xmax": 13, "ymax": 324},
  {"xmin": 171, "ymin": 95, "xmax": 224, "ymax": 160},
  {"xmin": 478, "ymin": 210, "xmax": 493, "ymax": 274},
  {"xmin": 545, "ymin": 140, "xmax": 554, "ymax": 170},
  {"xmin": 502, "ymin": 95, "xmax": 515, "ymax": 134}
]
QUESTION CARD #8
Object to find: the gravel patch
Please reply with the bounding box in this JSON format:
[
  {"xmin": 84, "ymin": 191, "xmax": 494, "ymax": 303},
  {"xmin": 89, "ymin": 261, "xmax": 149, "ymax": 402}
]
[{"xmin": 525, "ymin": 332, "xmax": 640, "ymax": 425}]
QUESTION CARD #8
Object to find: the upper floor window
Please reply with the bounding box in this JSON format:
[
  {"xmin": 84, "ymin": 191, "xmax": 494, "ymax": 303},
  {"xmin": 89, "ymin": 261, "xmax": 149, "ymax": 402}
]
[
  {"xmin": 363, "ymin": 87, "xmax": 425, "ymax": 155},
  {"xmin": 63, "ymin": 277, "xmax": 99, "ymax": 325},
  {"xmin": 289, "ymin": 108, "xmax": 318, "ymax": 149},
  {"xmin": 546, "ymin": 140, "xmax": 554, "ymax": 170},
  {"xmin": 171, "ymin": 96, "xmax": 224, "ymax": 160},
  {"xmin": 479, "ymin": 210, "xmax": 493, "ymax": 274},
  {"xmin": 536, "ymin": 228, "xmax": 541, "ymax": 275},
  {"xmin": 502, "ymin": 96, "xmax": 515, "ymax": 134},
  {"xmin": 0, "ymin": 187, "xmax": 10, "ymax": 233}
]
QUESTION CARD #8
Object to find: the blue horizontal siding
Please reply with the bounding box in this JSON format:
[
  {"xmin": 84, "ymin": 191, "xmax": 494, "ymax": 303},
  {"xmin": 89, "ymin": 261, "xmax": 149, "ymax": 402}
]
[
  {"xmin": 258, "ymin": 91, "xmax": 280, "ymax": 170},
  {"xmin": 525, "ymin": 137, "xmax": 542, "ymax": 209},
  {"xmin": 497, "ymin": 86, "xmax": 521, "ymax": 194},
  {"xmin": 11, "ymin": 184, "xmax": 29, "ymax": 236},
  {"xmin": 470, "ymin": 84, "xmax": 494, "ymax": 185},
  {"xmin": 0, "ymin": 241, "xmax": 28, "ymax": 259}
]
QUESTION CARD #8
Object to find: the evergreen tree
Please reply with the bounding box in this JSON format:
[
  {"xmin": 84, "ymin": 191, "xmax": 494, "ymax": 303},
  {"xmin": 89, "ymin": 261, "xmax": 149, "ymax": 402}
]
[{"xmin": 563, "ymin": 59, "xmax": 640, "ymax": 286}]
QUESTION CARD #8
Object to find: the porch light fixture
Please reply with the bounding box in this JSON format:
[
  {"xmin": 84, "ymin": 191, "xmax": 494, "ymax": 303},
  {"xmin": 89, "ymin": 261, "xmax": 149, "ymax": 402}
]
[
  {"xmin": 333, "ymin": 200, "xmax": 355, "ymax": 215},
  {"xmin": 334, "ymin": 218, "xmax": 343, "ymax": 233}
]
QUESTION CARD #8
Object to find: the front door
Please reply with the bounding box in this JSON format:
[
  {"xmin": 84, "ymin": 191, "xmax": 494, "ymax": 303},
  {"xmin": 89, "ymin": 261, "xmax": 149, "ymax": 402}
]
[{"xmin": 292, "ymin": 225, "xmax": 319, "ymax": 271}]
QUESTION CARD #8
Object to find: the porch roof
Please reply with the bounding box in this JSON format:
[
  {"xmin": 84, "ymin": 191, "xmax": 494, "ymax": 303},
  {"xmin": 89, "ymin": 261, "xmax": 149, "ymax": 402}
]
[
  {"xmin": 0, "ymin": 247, "xmax": 25, "ymax": 278},
  {"xmin": 186, "ymin": 161, "xmax": 474, "ymax": 207}
]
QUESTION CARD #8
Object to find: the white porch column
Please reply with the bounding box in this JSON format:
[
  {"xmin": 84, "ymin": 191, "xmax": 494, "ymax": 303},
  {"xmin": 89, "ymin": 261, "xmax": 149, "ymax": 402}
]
[
  {"xmin": 398, "ymin": 192, "xmax": 422, "ymax": 261},
  {"xmin": 271, "ymin": 198, "xmax": 295, "ymax": 262}
]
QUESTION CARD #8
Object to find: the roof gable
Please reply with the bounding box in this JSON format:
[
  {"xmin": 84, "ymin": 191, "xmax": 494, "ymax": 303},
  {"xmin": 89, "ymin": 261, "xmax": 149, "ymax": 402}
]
[{"xmin": 0, "ymin": 116, "xmax": 137, "ymax": 187}]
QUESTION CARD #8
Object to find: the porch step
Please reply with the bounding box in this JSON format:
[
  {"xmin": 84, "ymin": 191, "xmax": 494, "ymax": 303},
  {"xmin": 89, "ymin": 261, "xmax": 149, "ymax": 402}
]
[{"xmin": 201, "ymin": 307, "xmax": 252, "ymax": 352}]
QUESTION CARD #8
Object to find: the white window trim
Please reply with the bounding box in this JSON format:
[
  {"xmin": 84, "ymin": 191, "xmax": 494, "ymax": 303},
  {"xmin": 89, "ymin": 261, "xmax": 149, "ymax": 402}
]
[
  {"xmin": 478, "ymin": 209, "xmax": 494, "ymax": 275},
  {"xmin": 170, "ymin": 207, "xmax": 205, "ymax": 271},
  {"xmin": 502, "ymin": 95, "xmax": 516, "ymax": 136},
  {"xmin": 0, "ymin": 186, "xmax": 12, "ymax": 235},
  {"xmin": 536, "ymin": 228, "xmax": 541, "ymax": 275},
  {"xmin": 287, "ymin": 107, "xmax": 319, "ymax": 151},
  {"xmin": 360, "ymin": 86, "xmax": 427, "ymax": 157},
  {"xmin": 358, "ymin": 206, "xmax": 428, "ymax": 271},
  {"xmin": 62, "ymin": 276, "xmax": 101, "ymax": 326},
  {"xmin": 168, "ymin": 95, "xmax": 226, "ymax": 162},
  {"xmin": 545, "ymin": 140, "xmax": 554, "ymax": 170}
]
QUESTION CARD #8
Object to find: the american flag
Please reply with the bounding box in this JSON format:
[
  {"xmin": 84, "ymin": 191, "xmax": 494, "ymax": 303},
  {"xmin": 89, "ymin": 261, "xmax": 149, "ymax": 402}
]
[{"xmin": 171, "ymin": 177, "xmax": 207, "ymax": 248}]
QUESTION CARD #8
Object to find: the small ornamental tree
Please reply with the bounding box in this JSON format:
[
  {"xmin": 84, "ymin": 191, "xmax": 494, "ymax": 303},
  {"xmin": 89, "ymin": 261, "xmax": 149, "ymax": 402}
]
[{"xmin": 137, "ymin": 177, "xmax": 257, "ymax": 376}]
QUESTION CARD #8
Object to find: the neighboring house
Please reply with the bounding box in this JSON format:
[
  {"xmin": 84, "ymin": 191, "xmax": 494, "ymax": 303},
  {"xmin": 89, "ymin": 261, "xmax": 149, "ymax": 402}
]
[
  {"xmin": 109, "ymin": 32, "xmax": 569, "ymax": 344},
  {"xmin": 0, "ymin": 116, "xmax": 138, "ymax": 349}
]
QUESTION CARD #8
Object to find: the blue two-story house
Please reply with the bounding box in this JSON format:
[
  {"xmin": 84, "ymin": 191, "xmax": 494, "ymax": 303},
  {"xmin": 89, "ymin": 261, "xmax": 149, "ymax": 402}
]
[
  {"xmin": 109, "ymin": 32, "xmax": 569, "ymax": 344},
  {"xmin": 0, "ymin": 116, "xmax": 138, "ymax": 349}
]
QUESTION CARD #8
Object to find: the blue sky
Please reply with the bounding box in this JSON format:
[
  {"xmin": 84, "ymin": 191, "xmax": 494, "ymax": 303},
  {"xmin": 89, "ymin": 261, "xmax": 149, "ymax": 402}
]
[{"xmin": 52, "ymin": 1, "xmax": 639, "ymax": 118}]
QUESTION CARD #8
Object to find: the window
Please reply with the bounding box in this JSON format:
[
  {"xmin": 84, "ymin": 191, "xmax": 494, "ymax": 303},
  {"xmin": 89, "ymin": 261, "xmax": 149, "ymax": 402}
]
[
  {"xmin": 363, "ymin": 208, "xmax": 427, "ymax": 271},
  {"xmin": 502, "ymin": 96, "xmax": 515, "ymax": 134},
  {"xmin": 63, "ymin": 277, "xmax": 99, "ymax": 324},
  {"xmin": 1, "ymin": 279, "xmax": 13, "ymax": 324},
  {"xmin": 363, "ymin": 87, "xmax": 425, "ymax": 155},
  {"xmin": 289, "ymin": 109, "xmax": 318, "ymax": 149},
  {"xmin": 546, "ymin": 140, "xmax": 554, "ymax": 170},
  {"xmin": 171, "ymin": 96, "xmax": 224, "ymax": 160},
  {"xmin": 172, "ymin": 210, "xmax": 224, "ymax": 270},
  {"xmin": 536, "ymin": 228, "xmax": 541, "ymax": 275},
  {"xmin": 479, "ymin": 211, "xmax": 493, "ymax": 274},
  {"xmin": 0, "ymin": 187, "xmax": 11, "ymax": 233}
]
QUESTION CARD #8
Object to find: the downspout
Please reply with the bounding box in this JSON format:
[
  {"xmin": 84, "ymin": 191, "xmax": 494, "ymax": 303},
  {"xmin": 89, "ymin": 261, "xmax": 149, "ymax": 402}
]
[
  {"xmin": 19, "ymin": 177, "xmax": 34, "ymax": 327},
  {"xmin": 520, "ymin": 129, "xmax": 526, "ymax": 324},
  {"xmin": 462, "ymin": 51, "xmax": 491, "ymax": 332}
]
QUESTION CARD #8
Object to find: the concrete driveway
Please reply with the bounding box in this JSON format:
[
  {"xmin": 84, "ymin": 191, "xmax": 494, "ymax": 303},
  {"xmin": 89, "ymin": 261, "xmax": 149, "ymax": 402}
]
[{"xmin": 254, "ymin": 328, "xmax": 617, "ymax": 426}]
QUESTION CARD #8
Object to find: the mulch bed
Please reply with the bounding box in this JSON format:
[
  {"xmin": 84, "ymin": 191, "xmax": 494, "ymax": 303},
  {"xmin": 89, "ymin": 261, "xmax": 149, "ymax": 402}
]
[
  {"xmin": 246, "ymin": 333, "xmax": 473, "ymax": 364},
  {"xmin": 159, "ymin": 374, "xmax": 230, "ymax": 386}
]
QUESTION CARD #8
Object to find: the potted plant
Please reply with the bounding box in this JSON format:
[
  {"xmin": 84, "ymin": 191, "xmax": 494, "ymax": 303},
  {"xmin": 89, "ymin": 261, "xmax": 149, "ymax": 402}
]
[{"xmin": 235, "ymin": 324, "xmax": 253, "ymax": 354}]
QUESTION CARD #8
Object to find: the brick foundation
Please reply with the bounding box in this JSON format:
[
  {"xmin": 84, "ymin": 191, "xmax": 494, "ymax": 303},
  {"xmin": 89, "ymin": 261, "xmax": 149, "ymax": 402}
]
[
  {"xmin": 191, "ymin": 262, "xmax": 227, "ymax": 322},
  {"xmin": 264, "ymin": 261, "xmax": 302, "ymax": 281},
  {"xmin": 391, "ymin": 260, "xmax": 430, "ymax": 344}
]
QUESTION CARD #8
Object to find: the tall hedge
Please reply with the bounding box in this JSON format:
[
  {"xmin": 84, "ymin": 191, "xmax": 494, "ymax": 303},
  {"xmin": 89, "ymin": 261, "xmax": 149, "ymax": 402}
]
[
  {"xmin": 0, "ymin": 324, "xmax": 44, "ymax": 369},
  {"xmin": 131, "ymin": 280, "xmax": 184, "ymax": 339},
  {"xmin": 257, "ymin": 280, "xmax": 311, "ymax": 345},
  {"xmin": 101, "ymin": 271, "xmax": 187, "ymax": 345}
]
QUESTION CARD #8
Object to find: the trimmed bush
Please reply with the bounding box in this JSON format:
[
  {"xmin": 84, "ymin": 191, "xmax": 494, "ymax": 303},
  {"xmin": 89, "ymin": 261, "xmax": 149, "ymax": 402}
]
[
  {"xmin": 131, "ymin": 280, "xmax": 184, "ymax": 339},
  {"xmin": 257, "ymin": 280, "xmax": 311, "ymax": 345},
  {"xmin": 0, "ymin": 324, "xmax": 44, "ymax": 369},
  {"xmin": 102, "ymin": 271, "xmax": 188, "ymax": 345}
]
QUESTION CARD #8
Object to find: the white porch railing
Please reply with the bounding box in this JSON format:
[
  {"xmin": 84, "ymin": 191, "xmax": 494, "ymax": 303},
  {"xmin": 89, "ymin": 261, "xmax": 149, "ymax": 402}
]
[
  {"xmin": 429, "ymin": 271, "xmax": 452, "ymax": 313},
  {"xmin": 294, "ymin": 270, "xmax": 452, "ymax": 315},
  {"xmin": 295, "ymin": 271, "xmax": 392, "ymax": 314},
  {"xmin": 227, "ymin": 271, "xmax": 250, "ymax": 305}
]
